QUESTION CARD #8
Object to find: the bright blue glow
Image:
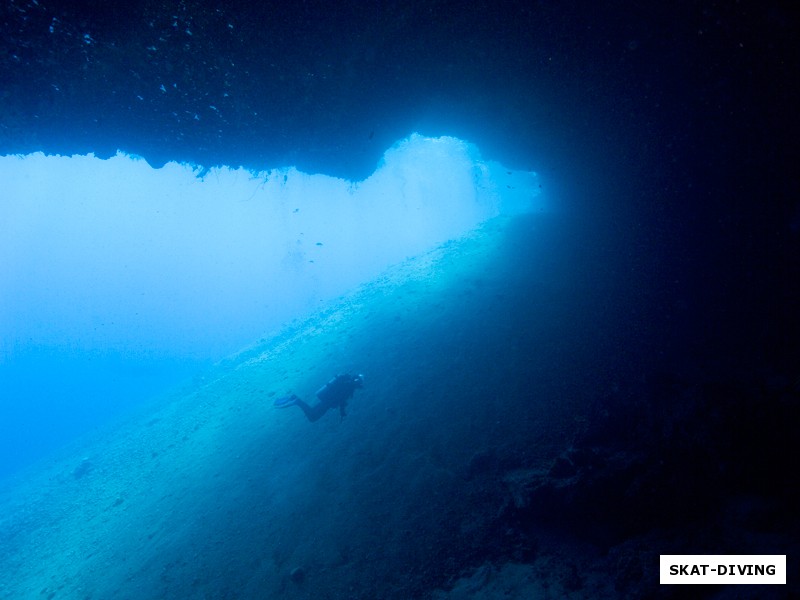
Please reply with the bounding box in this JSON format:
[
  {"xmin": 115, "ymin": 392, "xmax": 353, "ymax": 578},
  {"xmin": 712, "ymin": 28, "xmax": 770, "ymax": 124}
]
[
  {"xmin": 0, "ymin": 133, "xmax": 542, "ymax": 475},
  {"xmin": 1, "ymin": 134, "xmax": 541, "ymax": 360}
]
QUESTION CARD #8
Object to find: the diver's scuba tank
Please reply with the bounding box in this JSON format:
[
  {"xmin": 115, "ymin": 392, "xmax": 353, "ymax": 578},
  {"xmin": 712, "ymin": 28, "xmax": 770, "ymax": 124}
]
[
  {"xmin": 316, "ymin": 375, "xmax": 341, "ymax": 401},
  {"xmin": 316, "ymin": 373, "xmax": 364, "ymax": 401}
]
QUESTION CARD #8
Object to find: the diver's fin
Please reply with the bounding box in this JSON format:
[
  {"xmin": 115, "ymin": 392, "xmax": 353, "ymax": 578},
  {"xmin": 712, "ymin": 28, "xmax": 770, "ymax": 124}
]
[{"xmin": 273, "ymin": 395, "xmax": 297, "ymax": 409}]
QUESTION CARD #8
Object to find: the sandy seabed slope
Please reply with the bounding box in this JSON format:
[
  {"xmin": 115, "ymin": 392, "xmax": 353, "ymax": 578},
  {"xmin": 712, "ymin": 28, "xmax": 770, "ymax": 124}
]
[{"xmin": 1, "ymin": 213, "xmax": 636, "ymax": 599}]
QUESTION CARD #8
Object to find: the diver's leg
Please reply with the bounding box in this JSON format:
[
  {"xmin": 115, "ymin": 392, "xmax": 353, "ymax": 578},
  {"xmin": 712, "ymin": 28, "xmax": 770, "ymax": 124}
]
[{"xmin": 294, "ymin": 399, "xmax": 327, "ymax": 422}]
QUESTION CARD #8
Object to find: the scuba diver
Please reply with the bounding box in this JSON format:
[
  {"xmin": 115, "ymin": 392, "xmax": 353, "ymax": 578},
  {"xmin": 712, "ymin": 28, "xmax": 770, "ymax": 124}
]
[{"xmin": 274, "ymin": 373, "xmax": 364, "ymax": 422}]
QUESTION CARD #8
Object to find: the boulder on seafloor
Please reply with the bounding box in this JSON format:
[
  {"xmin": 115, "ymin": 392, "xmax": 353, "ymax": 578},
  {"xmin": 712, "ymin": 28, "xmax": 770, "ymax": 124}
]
[{"xmin": 289, "ymin": 566, "xmax": 305, "ymax": 584}]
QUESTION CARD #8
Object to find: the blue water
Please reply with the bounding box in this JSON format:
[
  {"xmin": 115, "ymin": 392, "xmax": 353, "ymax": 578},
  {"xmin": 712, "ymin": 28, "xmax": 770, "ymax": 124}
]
[
  {"xmin": 0, "ymin": 139, "xmax": 542, "ymax": 480},
  {"xmin": 0, "ymin": 348, "xmax": 204, "ymax": 479}
]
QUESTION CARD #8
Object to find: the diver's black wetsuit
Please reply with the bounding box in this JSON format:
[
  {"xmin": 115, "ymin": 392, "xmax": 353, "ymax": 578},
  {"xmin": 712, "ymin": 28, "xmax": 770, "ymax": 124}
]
[{"xmin": 293, "ymin": 374, "xmax": 363, "ymax": 422}]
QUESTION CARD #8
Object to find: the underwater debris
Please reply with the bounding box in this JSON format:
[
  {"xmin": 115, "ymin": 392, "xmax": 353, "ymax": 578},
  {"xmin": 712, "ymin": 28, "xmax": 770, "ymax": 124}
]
[
  {"xmin": 289, "ymin": 566, "xmax": 305, "ymax": 584},
  {"xmin": 72, "ymin": 457, "xmax": 93, "ymax": 479}
]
